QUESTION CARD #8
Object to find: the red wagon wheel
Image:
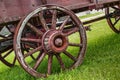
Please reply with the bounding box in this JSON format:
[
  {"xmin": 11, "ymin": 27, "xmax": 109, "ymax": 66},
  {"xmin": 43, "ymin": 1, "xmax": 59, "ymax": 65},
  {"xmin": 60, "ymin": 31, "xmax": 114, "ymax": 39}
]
[
  {"xmin": 0, "ymin": 32, "xmax": 16, "ymax": 67},
  {"xmin": 14, "ymin": 5, "xmax": 87, "ymax": 78},
  {"xmin": 105, "ymin": 5, "xmax": 120, "ymax": 33}
]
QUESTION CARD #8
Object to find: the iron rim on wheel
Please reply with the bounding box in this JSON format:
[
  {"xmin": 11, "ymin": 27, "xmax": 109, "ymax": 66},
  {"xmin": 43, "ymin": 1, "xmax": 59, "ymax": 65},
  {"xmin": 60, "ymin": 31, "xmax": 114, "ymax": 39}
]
[
  {"xmin": 14, "ymin": 5, "xmax": 87, "ymax": 78},
  {"xmin": 105, "ymin": 5, "xmax": 120, "ymax": 33}
]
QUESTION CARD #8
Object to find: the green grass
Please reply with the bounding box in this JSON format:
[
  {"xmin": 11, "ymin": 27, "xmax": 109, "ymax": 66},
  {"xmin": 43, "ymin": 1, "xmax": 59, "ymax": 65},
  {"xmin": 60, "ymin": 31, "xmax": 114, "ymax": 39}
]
[
  {"xmin": 79, "ymin": 12, "xmax": 103, "ymax": 19},
  {"xmin": 0, "ymin": 16, "xmax": 120, "ymax": 80}
]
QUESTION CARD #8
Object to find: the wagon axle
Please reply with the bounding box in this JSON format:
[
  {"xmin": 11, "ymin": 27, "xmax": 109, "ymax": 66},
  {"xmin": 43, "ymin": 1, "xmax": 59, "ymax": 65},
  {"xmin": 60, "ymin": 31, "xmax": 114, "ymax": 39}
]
[{"xmin": 54, "ymin": 38, "xmax": 63, "ymax": 47}]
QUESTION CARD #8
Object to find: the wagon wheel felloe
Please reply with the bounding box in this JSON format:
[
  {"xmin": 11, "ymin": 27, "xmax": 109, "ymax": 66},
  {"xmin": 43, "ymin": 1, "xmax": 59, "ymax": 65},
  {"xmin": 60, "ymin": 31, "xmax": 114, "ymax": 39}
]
[
  {"xmin": 14, "ymin": 5, "xmax": 87, "ymax": 78},
  {"xmin": 105, "ymin": 5, "xmax": 120, "ymax": 33}
]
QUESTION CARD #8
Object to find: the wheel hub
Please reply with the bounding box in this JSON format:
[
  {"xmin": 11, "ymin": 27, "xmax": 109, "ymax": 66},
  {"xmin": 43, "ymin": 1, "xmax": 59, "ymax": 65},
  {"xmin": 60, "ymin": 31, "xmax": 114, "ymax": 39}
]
[
  {"xmin": 42, "ymin": 30, "xmax": 68, "ymax": 53},
  {"xmin": 54, "ymin": 38, "xmax": 63, "ymax": 47}
]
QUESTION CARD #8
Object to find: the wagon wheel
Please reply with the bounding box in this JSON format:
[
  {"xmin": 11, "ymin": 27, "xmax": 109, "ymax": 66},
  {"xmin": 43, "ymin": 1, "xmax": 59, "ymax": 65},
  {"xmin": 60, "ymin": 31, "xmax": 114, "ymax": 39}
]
[
  {"xmin": 0, "ymin": 34, "xmax": 16, "ymax": 67},
  {"xmin": 0, "ymin": 25, "xmax": 37, "ymax": 67},
  {"xmin": 14, "ymin": 5, "xmax": 87, "ymax": 78},
  {"xmin": 105, "ymin": 5, "xmax": 120, "ymax": 33}
]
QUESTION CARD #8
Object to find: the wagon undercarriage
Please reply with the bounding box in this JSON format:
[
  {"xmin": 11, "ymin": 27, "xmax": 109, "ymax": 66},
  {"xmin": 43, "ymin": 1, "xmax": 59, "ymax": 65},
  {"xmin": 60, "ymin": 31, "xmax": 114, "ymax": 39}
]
[{"xmin": 0, "ymin": 0, "xmax": 120, "ymax": 78}]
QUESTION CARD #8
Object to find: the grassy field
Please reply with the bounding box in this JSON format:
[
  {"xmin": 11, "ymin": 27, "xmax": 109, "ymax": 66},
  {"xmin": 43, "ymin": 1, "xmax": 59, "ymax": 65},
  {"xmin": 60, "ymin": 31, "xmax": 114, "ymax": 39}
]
[{"xmin": 0, "ymin": 15, "xmax": 120, "ymax": 80}]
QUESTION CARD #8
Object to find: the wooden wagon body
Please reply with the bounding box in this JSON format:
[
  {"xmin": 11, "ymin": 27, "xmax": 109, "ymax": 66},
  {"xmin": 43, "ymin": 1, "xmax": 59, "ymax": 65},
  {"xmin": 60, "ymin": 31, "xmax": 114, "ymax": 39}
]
[{"xmin": 0, "ymin": 0, "xmax": 119, "ymax": 25}]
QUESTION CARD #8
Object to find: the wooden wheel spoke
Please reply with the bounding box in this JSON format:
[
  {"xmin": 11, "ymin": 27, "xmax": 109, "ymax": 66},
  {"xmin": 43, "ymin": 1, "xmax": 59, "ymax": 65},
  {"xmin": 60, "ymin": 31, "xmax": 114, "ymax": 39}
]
[
  {"xmin": 36, "ymin": 50, "xmax": 43, "ymax": 60},
  {"xmin": 111, "ymin": 6, "xmax": 120, "ymax": 10},
  {"xmin": 39, "ymin": 12, "xmax": 49, "ymax": 31},
  {"xmin": 0, "ymin": 47, "xmax": 16, "ymax": 67},
  {"xmin": 0, "ymin": 35, "xmax": 6, "ymax": 38},
  {"xmin": 25, "ymin": 49, "xmax": 36, "ymax": 60},
  {"xmin": 51, "ymin": 10, "xmax": 57, "ymax": 29},
  {"xmin": 113, "ymin": 17, "xmax": 120, "ymax": 26},
  {"xmin": 0, "ymin": 37, "xmax": 12, "ymax": 42},
  {"xmin": 21, "ymin": 38, "xmax": 41, "ymax": 43},
  {"xmin": 27, "ymin": 23, "xmax": 43, "ymax": 35},
  {"xmin": 0, "ymin": 38, "xmax": 13, "ymax": 48},
  {"xmin": 12, "ymin": 57, "xmax": 17, "ymax": 65},
  {"xmin": 63, "ymin": 51, "xmax": 77, "ymax": 62},
  {"xmin": 47, "ymin": 54, "xmax": 53, "ymax": 75},
  {"xmin": 22, "ymin": 43, "xmax": 36, "ymax": 49},
  {"xmin": 0, "ymin": 47, "xmax": 12, "ymax": 54},
  {"xmin": 24, "ymin": 46, "xmax": 42, "ymax": 58},
  {"xmin": 33, "ymin": 52, "xmax": 46, "ymax": 70},
  {"xmin": 30, "ymin": 55, "xmax": 36, "ymax": 60},
  {"xmin": 3, "ymin": 49, "xmax": 13, "ymax": 58},
  {"xmin": 63, "ymin": 25, "xmax": 76, "ymax": 32},
  {"xmin": 59, "ymin": 16, "xmax": 70, "ymax": 31},
  {"xmin": 69, "ymin": 43, "xmax": 83, "ymax": 47},
  {"xmin": 56, "ymin": 54, "xmax": 65, "ymax": 70},
  {"xmin": 64, "ymin": 27, "xmax": 79, "ymax": 36}
]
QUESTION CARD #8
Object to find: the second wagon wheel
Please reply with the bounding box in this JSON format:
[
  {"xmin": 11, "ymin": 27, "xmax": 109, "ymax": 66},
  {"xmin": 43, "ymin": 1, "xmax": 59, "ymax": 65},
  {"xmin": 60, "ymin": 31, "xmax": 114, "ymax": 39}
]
[
  {"xmin": 105, "ymin": 5, "xmax": 120, "ymax": 33},
  {"xmin": 0, "ymin": 25, "xmax": 35, "ymax": 67},
  {"xmin": 0, "ymin": 26, "xmax": 16, "ymax": 67},
  {"xmin": 14, "ymin": 5, "xmax": 87, "ymax": 77}
]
